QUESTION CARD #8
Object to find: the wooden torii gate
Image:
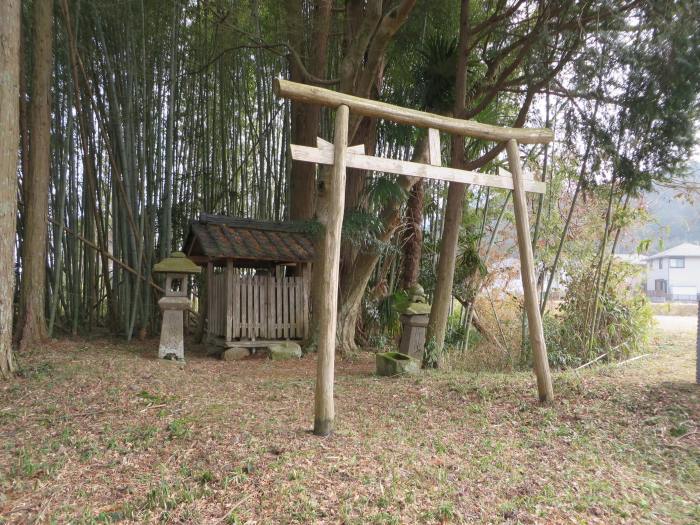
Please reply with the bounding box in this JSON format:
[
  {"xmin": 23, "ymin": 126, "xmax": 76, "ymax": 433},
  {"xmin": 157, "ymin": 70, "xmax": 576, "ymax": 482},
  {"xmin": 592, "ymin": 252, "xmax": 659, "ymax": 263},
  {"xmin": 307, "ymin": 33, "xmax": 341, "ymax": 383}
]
[{"xmin": 274, "ymin": 79, "xmax": 555, "ymax": 436}]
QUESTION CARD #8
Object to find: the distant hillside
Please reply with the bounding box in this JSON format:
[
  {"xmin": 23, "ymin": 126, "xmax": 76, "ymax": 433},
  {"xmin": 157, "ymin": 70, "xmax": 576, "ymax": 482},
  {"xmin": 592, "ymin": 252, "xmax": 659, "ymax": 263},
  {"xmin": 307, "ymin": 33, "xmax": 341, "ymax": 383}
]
[{"xmin": 622, "ymin": 161, "xmax": 700, "ymax": 253}]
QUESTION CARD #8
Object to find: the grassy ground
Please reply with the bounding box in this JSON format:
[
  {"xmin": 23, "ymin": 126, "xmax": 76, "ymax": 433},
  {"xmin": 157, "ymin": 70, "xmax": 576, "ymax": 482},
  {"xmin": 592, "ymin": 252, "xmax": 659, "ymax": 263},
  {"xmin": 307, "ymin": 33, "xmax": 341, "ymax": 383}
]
[
  {"xmin": 1, "ymin": 326, "xmax": 698, "ymax": 524},
  {"xmin": 650, "ymin": 303, "xmax": 698, "ymax": 317}
]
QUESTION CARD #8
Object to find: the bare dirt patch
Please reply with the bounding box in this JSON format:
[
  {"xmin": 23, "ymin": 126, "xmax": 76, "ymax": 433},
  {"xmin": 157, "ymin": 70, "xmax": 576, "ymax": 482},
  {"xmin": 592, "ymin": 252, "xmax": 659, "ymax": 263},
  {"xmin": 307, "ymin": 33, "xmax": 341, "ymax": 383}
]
[
  {"xmin": 655, "ymin": 315, "xmax": 698, "ymax": 333},
  {"xmin": 1, "ymin": 333, "xmax": 698, "ymax": 524}
]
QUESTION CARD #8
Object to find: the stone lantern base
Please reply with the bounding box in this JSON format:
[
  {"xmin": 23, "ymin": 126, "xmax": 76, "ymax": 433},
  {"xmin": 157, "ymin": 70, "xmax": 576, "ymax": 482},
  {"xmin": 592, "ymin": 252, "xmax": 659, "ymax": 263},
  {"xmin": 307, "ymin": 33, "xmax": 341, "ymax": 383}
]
[
  {"xmin": 399, "ymin": 313, "xmax": 429, "ymax": 360},
  {"xmin": 158, "ymin": 296, "xmax": 190, "ymax": 361}
]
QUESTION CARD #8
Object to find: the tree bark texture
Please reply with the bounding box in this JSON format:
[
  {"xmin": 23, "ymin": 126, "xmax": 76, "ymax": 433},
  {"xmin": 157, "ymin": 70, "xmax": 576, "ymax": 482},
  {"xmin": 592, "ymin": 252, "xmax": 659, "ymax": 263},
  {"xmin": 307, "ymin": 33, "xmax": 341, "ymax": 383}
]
[
  {"xmin": 18, "ymin": 0, "xmax": 53, "ymax": 350},
  {"xmin": 0, "ymin": 0, "xmax": 21, "ymax": 377},
  {"xmin": 425, "ymin": 0, "xmax": 471, "ymax": 364},
  {"xmin": 287, "ymin": 0, "xmax": 332, "ymax": 220},
  {"xmin": 302, "ymin": 1, "xmax": 416, "ymax": 351},
  {"xmin": 339, "ymin": 113, "xmax": 378, "ymax": 291},
  {"xmin": 400, "ymin": 178, "xmax": 424, "ymax": 290},
  {"xmin": 336, "ymin": 134, "xmax": 429, "ymax": 353}
]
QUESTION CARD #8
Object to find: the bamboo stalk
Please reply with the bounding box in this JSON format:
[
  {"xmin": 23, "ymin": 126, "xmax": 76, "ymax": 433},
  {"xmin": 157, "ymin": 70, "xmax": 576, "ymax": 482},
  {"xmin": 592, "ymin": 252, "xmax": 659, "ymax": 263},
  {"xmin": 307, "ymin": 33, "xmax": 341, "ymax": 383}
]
[
  {"xmin": 617, "ymin": 354, "xmax": 651, "ymax": 367},
  {"xmin": 49, "ymin": 218, "xmax": 164, "ymax": 294},
  {"xmin": 574, "ymin": 352, "xmax": 608, "ymax": 371}
]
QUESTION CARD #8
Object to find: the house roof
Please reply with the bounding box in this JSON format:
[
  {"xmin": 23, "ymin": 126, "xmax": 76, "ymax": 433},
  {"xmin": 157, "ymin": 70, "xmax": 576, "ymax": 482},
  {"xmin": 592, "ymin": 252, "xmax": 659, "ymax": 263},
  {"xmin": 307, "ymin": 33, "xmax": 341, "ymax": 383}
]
[
  {"xmin": 646, "ymin": 242, "xmax": 700, "ymax": 260},
  {"xmin": 183, "ymin": 214, "xmax": 315, "ymax": 265},
  {"xmin": 613, "ymin": 253, "xmax": 648, "ymax": 265}
]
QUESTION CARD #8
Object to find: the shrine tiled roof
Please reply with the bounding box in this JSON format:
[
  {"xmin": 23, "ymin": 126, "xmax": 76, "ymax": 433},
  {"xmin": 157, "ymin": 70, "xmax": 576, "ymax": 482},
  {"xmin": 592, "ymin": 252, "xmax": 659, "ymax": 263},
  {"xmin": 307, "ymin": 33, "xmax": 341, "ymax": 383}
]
[{"xmin": 184, "ymin": 214, "xmax": 315, "ymax": 264}]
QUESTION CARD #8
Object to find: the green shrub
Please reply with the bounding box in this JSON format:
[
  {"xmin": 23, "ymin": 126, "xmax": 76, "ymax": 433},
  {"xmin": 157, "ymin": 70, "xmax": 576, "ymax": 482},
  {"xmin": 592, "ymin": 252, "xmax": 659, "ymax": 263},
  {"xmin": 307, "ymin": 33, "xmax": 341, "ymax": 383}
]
[{"xmin": 544, "ymin": 261, "xmax": 653, "ymax": 369}]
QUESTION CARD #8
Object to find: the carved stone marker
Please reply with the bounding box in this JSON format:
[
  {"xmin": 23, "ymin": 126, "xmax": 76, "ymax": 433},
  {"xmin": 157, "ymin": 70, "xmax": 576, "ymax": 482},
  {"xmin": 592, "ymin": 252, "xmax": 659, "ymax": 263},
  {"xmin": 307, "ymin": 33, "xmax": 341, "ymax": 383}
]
[
  {"xmin": 397, "ymin": 284, "xmax": 431, "ymax": 361},
  {"xmin": 153, "ymin": 252, "xmax": 201, "ymax": 362}
]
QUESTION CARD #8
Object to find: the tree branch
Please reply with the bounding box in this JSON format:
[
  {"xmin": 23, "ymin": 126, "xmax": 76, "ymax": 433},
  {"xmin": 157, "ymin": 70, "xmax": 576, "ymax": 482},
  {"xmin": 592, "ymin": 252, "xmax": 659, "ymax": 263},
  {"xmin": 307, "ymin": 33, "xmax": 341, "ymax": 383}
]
[{"xmin": 465, "ymin": 87, "xmax": 535, "ymax": 171}]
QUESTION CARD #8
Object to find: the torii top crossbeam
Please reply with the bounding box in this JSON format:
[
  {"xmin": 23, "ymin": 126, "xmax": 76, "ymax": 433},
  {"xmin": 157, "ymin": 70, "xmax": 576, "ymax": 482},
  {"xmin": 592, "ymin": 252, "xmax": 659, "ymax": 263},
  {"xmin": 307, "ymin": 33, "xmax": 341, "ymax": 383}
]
[
  {"xmin": 274, "ymin": 79, "xmax": 554, "ymax": 436},
  {"xmin": 274, "ymin": 79, "xmax": 553, "ymax": 144}
]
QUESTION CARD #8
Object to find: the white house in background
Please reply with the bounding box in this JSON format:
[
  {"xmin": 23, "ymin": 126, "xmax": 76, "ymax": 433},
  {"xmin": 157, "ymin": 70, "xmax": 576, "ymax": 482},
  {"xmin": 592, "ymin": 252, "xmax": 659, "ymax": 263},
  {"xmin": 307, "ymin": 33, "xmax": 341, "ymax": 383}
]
[
  {"xmin": 613, "ymin": 253, "xmax": 648, "ymax": 291},
  {"xmin": 646, "ymin": 242, "xmax": 700, "ymax": 301}
]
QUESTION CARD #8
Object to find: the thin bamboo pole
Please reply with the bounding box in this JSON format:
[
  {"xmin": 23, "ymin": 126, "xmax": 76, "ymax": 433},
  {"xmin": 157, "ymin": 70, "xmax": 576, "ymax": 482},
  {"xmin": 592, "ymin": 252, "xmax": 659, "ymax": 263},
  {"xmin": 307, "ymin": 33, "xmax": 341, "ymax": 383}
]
[{"xmin": 50, "ymin": 218, "xmax": 164, "ymax": 294}]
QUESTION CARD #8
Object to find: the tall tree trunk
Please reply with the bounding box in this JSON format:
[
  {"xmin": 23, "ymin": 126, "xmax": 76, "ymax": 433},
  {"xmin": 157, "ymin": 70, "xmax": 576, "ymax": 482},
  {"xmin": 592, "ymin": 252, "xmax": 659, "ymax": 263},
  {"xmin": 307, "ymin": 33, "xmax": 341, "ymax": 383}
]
[
  {"xmin": 0, "ymin": 0, "xmax": 21, "ymax": 377},
  {"xmin": 400, "ymin": 178, "xmax": 424, "ymax": 290},
  {"xmin": 336, "ymin": 135, "xmax": 429, "ymax": 353},
  {"xmin": 425, "ymin": 0, "xmax": 471, "ymax": 366},
  {"xmin": 18, "ymin": 0, "xmax": 53, "ymax": 350},
  {"xmin": 338, "ymin": 113, "xmax": 379, "ymax": 291},
  {"xmin": 286, "ymin": 0, "xmax": 332, "ymax": 220},
  {"xmin": 48, "ymin": 86, "xmax": 72, "ymax": 337},
  {"xmin": 18, "ymin": 14, "xmax": 29, "ymax": 225},
  {"xmin": 305, "ymin": 0, "xmax": 415, "ymax": 350}
]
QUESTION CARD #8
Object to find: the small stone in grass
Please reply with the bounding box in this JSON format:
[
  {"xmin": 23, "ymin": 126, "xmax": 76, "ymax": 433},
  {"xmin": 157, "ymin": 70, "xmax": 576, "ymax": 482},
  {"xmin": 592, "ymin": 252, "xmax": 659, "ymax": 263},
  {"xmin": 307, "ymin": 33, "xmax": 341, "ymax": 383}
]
[
  {"xmin": 268, "ymin": 342, "xmax": 302, "ymax": 360},
  {"xmin": 222, "ymin": 347, "xmax": 250, "ymax": 361}
]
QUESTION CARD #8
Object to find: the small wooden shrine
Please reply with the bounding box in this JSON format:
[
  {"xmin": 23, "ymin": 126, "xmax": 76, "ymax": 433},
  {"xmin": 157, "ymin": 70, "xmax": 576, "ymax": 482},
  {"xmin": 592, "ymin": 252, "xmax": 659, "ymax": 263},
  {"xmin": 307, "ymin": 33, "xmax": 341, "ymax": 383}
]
[{"xmin": 183, "ymin": 214, "xmax": 313, "ymax": 347}]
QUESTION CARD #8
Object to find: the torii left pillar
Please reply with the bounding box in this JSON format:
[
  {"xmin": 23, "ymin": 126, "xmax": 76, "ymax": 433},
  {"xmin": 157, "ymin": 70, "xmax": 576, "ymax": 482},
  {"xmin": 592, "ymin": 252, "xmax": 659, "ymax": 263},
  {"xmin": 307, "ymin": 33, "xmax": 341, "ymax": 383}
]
[{"xmin": 313, "ymin": 104, "xmax": 349, "ymax": 436}]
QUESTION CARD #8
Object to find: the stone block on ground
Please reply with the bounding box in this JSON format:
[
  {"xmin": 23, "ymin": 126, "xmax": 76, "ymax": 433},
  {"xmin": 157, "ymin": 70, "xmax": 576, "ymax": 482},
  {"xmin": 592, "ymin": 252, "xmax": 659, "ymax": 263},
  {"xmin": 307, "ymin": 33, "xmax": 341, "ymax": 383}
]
[
  {"xmin": 376, "ymin": 351, "xmax": 420, "ymax": 376},
  {"xmin": 222, "ymin": 347, "xmax": 250, "ymax": 361},
  {"xmin": 268, "ymin": 341, "xmax": 302, "ymax": 360}
]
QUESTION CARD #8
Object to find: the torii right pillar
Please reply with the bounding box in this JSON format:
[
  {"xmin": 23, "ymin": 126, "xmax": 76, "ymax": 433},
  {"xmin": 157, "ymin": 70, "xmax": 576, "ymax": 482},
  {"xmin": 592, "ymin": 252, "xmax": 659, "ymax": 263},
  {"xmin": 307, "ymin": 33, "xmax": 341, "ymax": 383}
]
[{"xmin": 506, "ymin": 139, "xmax": 554, "ymax": 403}]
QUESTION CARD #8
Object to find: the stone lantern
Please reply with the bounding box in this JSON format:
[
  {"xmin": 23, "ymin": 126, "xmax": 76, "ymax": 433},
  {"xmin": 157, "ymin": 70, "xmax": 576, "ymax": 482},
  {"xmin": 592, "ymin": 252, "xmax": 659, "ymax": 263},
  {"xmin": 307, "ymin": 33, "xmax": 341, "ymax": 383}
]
[
  {"xmin": 397, "ymin": 284, "xmax": 431, "ymax": 360},
  {"xmin": 153, "ymin": 252, "xmax": 201, "ymax": 362}
]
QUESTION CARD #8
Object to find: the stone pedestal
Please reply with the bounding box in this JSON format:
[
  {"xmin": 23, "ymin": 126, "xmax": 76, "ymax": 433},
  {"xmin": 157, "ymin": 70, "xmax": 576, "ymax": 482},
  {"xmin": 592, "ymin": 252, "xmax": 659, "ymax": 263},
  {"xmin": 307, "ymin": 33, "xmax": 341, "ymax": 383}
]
[
  {"xmin": 158, "ymin": 296, "xmax": 190, "ymax": 361},
  {"xmin": 399, "ymin": 313, "xmax": 429, "ymax": 361}
]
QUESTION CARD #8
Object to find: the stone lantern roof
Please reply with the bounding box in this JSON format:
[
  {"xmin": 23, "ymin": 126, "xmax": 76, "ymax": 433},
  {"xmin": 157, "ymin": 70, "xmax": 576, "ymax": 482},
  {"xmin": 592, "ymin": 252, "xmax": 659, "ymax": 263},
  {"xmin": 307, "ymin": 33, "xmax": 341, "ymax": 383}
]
[{"xmin": 153, "ymin": 251, "xmax": 201, "ymax": 274}]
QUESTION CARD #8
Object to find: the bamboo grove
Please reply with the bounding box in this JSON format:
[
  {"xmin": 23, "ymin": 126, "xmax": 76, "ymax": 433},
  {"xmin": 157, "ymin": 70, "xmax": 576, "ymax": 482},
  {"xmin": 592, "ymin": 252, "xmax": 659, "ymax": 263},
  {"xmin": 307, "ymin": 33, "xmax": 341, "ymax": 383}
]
[
  {"xmin": 3, "ymin": 0, "xmax": 699, "ymax": 374},
  {"xmin": 22, "ymin": 0, "xmax": 292, "ymax": 341}
]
